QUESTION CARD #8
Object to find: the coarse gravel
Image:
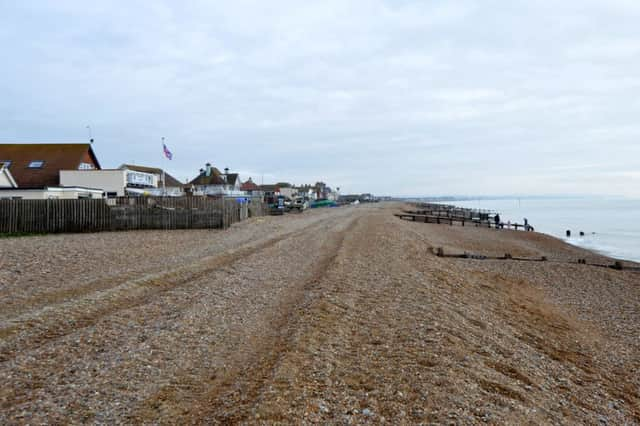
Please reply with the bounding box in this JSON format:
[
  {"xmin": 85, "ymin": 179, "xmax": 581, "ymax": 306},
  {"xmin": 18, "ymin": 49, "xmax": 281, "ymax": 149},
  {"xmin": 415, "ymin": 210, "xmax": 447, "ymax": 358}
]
[{"xmin": 0, "ymin": 203, "xmax": 638, "ymax": 424}]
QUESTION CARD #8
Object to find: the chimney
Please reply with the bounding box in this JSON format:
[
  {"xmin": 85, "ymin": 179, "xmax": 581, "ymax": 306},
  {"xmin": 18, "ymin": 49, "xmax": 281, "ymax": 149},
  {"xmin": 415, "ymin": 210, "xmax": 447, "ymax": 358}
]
[{"xmin": 205, "ymin": 163, "xmax": 212, "ymax": 177}]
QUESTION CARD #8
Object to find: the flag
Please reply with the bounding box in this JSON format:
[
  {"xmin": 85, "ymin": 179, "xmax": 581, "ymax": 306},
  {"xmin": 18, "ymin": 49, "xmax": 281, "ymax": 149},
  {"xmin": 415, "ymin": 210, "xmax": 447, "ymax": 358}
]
[{"xmin": 163, "ymin": 143, "xmax": 173, "ymax": 160}]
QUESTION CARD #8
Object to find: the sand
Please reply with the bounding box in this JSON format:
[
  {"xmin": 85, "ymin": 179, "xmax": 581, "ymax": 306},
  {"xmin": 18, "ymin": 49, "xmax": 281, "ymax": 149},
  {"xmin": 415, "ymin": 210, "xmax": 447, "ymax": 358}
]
[{"xmin": 0, "ymin": 203, "xmax": 638, "ymax": 424}]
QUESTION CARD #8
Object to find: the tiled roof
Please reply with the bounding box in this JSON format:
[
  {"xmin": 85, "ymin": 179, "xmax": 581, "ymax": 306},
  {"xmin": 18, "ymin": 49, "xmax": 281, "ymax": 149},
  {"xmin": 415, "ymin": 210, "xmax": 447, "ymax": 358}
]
[
  {"xmin": 259, "ymin": 184, "xmax": 280, "ymax": 192},
  {"xmin": 240, "ymin": 178, "xmax": 260, "ymax": 191},
  {"xmin": 225, "ymin": 173, "xmax": 239, "ymax": 185},
  {"xmin": 189, "ymin": 167, "xmax": 226, "ymax": 185},
  {"xmin": 0, "ymin": 143, "xmax": 101, "ymax": 188}
]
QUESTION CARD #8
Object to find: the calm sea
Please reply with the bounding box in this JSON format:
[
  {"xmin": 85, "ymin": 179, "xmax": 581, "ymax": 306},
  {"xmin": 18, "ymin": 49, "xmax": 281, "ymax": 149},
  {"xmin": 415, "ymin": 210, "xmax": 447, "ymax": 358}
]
[{"xmin": 442, "ymin": 197, "xmax": 640, "ymax": 263}]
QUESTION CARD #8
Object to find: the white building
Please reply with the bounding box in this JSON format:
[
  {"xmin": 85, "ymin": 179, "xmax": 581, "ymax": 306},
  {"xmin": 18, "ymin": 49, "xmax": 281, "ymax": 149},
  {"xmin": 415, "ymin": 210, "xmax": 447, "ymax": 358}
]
[
  {"xmin": 60, "ymin": 165, "xmax": 184, "ymax": 197},
  {"xmin": 188, "ymin": 164, "xmax": 244, "ymax": 196}
]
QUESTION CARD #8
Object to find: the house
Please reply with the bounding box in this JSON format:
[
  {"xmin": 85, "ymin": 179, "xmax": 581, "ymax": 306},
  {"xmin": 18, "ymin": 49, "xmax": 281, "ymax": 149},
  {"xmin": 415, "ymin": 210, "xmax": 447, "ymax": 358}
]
[
  {"xmin": 240, "ymin": 177, "xmax": 262, "ymax": 196},
  {"xmin": 188, "ymin": 163, "xmax": 243, "ymax": 196},
  {"xmin": 119, "ymin": 164, "xmax": 184, "ymax": 196},
  {"xmin": 0, "ymin": 143, "xmax": 105, "ymax": 199},
  {"xmin": 294, "ymin": 185, "xmax": 316, "ymax": 201},
  {"xmin": 276, "ymin": 182, "xmax": 297, "ymax": 199},
  {"xmin": 60, "ymin": 164, "xmax": 184, "ymax": 197}
]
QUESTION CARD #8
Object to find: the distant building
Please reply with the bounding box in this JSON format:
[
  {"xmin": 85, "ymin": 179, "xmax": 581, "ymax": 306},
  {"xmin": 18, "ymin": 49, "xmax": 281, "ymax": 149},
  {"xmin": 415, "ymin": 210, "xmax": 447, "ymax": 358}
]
[
  {"xmin": 276, "ymin": 182, "xmax": 296, "ymax": 199},
  {"xmin": 259, "ymin": 184, "xmax": 280, "ymax": 204},
  {"xmin": 339, "ymin": 193, "xmax": 374, "ymax": 204},
  {"xmin": 60, "ymin": 164, "xmax": 184, "ymax": 197},
  {"xmin": 119, "ymin": 164, "xmax": 184, "ymax": 196},
  {"xmin": 0, "ymin": 143, "xmax": 104, "ymax": 199},
  {"xmin": 240, "ymin": 177, "xmax": 262, "ymax": 196},
  {"xmin": 294, "ymin": 184, "xmax": 315, "ymax": 201},
  {"xmin": 189, "ymin": 163, "xmax": 243, "ymax": 196}
]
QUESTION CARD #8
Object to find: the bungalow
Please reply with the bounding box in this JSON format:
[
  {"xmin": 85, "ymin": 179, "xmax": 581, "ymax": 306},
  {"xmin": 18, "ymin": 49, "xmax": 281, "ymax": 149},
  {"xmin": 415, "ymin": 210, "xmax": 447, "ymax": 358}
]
[
  {"xmin": 188, "ymin": 163, "xmax": 243, "ymax": 196},
  {"xmin": 0, "ymin": 143, "xmax": 105, "ymax": 199},
  {"xmin": 240, "ymin": 177, "xmax": 262, "ymax": 196}
]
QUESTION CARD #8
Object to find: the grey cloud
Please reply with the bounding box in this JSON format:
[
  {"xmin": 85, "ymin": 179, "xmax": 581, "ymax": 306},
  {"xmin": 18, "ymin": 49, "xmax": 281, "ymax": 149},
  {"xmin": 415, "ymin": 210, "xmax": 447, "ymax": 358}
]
[{"xmin": 1, "ymin": 1, "xmax": 639, "ymax": 196}]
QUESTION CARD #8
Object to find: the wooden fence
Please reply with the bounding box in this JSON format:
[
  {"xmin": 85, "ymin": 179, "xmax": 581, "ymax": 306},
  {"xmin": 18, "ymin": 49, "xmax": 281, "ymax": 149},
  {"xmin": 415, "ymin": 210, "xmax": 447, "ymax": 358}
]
[{"xmin": 0, "ymin": 196, "xmax": 267, "ymax": 234}]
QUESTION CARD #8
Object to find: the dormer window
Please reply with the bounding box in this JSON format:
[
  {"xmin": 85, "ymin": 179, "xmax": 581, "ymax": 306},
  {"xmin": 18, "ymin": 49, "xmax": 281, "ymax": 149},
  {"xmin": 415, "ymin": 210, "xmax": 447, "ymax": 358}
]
[
  {"xmin": 78, "ymin": 162, "xmax": 95, "ymax": 170},
  {"xmin": 28, "ymin": 160, "xmax": 45, "ymax": 168}
]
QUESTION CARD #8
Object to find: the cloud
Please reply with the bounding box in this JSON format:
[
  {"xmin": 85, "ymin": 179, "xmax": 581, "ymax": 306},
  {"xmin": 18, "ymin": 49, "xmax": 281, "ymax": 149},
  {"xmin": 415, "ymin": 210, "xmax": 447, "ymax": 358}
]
[{"xmin": 1, "ymin": 0, "xmax": 639, "ymax": 197}]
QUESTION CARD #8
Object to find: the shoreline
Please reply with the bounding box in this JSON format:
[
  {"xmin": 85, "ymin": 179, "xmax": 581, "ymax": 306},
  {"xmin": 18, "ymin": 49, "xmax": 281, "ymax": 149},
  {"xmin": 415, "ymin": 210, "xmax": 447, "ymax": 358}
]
[
  {"xmin": 429, "ymin": 198, "xmax": 640, "ymax": 265},
  {"xmin": 539, "ymin": 229, "xmax": 640, "ymax": 265}
]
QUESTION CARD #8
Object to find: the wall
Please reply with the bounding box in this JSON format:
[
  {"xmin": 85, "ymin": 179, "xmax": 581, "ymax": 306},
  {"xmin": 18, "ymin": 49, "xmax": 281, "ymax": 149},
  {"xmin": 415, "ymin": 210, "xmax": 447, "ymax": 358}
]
[
  {"xmin": 279, "ymin": 187, "xmax": 296, "ymax": 198},
  {"xmin": 60, "ymin": 170, "xmax": 127, "ymax": 196},
  {"xmin": 0, "ymin": 188, "xmax": 104, "ymax": 200},
  {"xmin": 0, "ymin": 189, "xmax": 50, "ymax": 199},
  {"xmin": 0, "ymin": 171, "xmax": 15, "ymax": 188}
]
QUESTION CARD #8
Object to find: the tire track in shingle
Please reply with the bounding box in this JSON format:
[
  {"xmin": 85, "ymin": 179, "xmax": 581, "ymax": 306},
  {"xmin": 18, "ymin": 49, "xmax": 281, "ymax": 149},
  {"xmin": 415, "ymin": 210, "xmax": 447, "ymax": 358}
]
[
  {"xmin": 129, "ymin": 214, "xmax": 360, "ymax": 424},
  {"xmin": 0, "ymin": 214, "xmax": 345, "ymax": 364}
]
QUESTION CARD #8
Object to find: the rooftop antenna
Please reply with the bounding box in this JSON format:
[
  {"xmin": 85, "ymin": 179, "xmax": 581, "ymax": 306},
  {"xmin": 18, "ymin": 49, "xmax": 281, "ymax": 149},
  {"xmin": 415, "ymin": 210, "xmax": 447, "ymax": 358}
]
[{"xmin": 86, "ymin": 125, "xmax": 94, "ymax": 144}]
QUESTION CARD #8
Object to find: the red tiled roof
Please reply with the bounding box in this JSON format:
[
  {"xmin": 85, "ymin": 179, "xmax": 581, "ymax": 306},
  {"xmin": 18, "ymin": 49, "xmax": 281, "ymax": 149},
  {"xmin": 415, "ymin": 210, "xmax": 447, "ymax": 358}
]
[
  {"xmin": 240, "ymin": 178, "xmax": 260, "ymax": 191},
  {"xmin": 0, "ymin": 143, "xmax": 101, "ymax": 188}
]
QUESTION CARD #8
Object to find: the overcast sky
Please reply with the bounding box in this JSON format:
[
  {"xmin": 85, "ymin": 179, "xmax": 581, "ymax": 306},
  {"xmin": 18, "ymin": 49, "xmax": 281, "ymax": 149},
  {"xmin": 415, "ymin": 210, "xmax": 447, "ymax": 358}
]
[{"xmin": 1, "ymin": 1, "xmax": 639, "ymax": 197}]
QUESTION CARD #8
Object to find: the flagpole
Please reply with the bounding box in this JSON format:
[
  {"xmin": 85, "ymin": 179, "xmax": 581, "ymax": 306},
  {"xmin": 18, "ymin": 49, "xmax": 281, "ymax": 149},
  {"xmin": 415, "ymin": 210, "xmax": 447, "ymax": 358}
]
[{"xmin": 161, "ymin": 137, "xmax": 166, "ymax": 196}]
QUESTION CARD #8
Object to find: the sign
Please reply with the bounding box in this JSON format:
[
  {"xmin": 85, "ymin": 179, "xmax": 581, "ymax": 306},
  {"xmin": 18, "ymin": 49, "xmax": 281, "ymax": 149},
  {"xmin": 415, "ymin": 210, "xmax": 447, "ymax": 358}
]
[{"xmin": 126, "ymin": 171, "xmax": 154, "ymax": 187}]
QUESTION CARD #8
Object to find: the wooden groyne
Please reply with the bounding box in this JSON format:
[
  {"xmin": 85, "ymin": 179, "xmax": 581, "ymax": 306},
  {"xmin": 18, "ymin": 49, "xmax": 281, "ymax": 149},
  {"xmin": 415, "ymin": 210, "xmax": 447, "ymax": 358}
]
[
  {"xmin": 432, "ymin": 247, "xmax": 640, "ymax": 272},
  {"xmin": 396, "ymin": 202, "xmax": 532, "ymax": 231},
  {"xmin": 411, "ymin": 202, "xmax": 495, "ymax": 220}
]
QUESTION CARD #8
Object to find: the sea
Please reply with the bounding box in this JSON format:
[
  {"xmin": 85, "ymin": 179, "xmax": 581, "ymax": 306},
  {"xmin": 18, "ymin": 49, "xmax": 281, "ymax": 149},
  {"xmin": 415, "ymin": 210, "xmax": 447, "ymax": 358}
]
[{"xmin": 439, "ymin": 197, "xmax": 640, "ymax": 263}]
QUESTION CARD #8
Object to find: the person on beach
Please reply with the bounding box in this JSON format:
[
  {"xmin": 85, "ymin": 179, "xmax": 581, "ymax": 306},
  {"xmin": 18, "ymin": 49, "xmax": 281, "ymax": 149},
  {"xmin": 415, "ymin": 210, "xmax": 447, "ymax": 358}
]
[
  {"xmin": 524, "ymin": 217, "xmax": 528, "ymax": 231},
  {"xmin": 494, "ymin": 214, "xmax": 501, "ymax": 228}
]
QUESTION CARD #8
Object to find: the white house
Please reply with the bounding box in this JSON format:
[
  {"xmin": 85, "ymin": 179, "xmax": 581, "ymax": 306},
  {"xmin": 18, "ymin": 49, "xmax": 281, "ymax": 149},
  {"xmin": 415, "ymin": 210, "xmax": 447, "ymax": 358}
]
[{"xmin": 188, "ymin": 164, "xmax": 244, "ymax": 196}]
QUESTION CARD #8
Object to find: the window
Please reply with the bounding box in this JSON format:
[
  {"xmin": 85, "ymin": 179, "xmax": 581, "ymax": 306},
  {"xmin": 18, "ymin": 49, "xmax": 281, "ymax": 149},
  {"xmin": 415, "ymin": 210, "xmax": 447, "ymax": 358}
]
[
  {"xmin": 28, "ymin": 160, "xmax": 45, "ymax": 168},
  {"xmin": 0, "ymin": 160, "xmax": 11, "ymax": 168},
  {"xmin": 78, "ymin": 162, "xmax": 94, "ymax": 170}
]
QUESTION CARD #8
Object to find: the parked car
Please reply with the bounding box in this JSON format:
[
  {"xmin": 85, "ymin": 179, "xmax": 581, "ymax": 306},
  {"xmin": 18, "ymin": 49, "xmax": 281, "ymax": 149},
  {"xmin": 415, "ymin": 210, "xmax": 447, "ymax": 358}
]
[{"xmin": 290, "ymin": 198, "xmax": 308, "ymax": 212}]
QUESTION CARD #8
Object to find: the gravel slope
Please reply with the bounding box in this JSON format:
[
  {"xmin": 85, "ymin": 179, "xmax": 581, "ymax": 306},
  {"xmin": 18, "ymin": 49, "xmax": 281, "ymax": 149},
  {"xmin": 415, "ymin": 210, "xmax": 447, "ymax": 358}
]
[{"xmin": 0, "ymin": 203, "xmax": 638, "ymax": 424}]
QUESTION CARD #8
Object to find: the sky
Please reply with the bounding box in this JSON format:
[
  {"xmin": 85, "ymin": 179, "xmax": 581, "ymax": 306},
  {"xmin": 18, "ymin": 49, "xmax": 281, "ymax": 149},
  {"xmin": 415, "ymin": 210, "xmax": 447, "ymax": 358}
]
[{"xmin": 1, "ymin": 1, "xmax": 639, "ymax": 197}]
